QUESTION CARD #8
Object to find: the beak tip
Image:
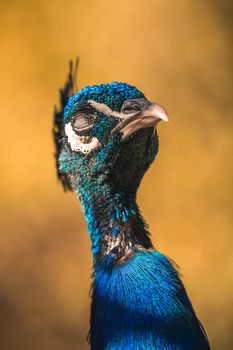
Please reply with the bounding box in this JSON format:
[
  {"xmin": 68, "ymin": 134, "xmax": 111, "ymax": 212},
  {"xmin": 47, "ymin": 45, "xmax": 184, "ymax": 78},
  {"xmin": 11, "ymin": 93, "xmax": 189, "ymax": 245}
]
[{"xmin": 151, "ymin": 103, "xmax": 169, "ymax": 123}]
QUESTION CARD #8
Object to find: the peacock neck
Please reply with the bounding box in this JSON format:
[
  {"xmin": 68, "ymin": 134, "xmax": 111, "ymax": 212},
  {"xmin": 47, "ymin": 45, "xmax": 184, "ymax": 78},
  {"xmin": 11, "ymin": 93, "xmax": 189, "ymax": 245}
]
[{"xmin": 75, "ymin": 174, "xmax": 153, "ymax": 268}]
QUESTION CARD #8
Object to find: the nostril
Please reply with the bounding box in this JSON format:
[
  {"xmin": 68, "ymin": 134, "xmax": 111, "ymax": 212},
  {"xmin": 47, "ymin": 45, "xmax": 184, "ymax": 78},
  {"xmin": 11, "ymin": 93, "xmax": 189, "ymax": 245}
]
[{"xmin": 122, "ymin": 104, "xmax": 141, "ymax": 114}]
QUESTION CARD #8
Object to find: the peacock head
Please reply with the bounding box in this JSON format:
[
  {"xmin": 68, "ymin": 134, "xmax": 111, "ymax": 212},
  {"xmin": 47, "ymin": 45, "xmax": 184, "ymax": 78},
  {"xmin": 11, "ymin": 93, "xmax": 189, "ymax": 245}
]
[{"xmin": 57, "ymin": 82, "xmax": 168, "ymax": 194}]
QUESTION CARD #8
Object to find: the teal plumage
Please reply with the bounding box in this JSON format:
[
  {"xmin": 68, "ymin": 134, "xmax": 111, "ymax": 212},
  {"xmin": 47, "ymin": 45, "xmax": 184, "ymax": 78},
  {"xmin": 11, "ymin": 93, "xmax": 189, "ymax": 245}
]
[{"xmin": 53, "ymin": 62, "xmax": 211, "ymax": 349}]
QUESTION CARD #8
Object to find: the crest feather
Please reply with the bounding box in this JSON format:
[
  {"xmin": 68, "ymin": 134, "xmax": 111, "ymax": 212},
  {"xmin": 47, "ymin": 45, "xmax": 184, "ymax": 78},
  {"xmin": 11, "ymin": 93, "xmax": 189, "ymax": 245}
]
[{"xmin": 52, "ymin": 58, "xmax": 79, "ymax": 191}]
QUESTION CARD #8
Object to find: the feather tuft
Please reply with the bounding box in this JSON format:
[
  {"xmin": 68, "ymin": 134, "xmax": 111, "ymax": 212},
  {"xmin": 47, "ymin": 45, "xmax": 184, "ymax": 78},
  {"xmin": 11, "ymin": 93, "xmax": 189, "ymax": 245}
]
[{"xmin": 52, "ymin": 58, "xmax": 79, "ymax": 191}]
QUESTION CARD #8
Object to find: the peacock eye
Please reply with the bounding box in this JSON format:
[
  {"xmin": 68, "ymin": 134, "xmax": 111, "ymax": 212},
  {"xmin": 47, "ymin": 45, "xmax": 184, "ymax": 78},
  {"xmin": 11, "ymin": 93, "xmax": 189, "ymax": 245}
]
[{"xmin": 71, "ymin": 113, "xmax": 96, "ymax": 132}]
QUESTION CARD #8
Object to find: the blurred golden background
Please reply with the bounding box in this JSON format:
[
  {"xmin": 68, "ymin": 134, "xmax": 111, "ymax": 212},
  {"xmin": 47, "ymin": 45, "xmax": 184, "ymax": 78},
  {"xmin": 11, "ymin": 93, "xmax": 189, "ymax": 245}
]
[{"xmin": 0, "ymin": 0, "xmax": 232, "ymax": 349}]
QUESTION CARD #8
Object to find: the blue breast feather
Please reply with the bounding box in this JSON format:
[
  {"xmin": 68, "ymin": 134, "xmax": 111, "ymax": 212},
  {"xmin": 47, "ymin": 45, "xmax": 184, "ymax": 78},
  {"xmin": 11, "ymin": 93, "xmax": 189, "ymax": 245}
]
[{"xmin": 90, "ymin": 251, "xmax": 210, "ymax": 350}]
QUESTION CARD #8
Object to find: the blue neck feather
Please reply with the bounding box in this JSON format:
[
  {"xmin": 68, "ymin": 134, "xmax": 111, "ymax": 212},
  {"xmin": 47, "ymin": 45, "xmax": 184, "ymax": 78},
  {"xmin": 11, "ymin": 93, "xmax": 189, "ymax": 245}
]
[
  {"xmin": 58, "ymin": 139, "xmax": 211, "ymax": 350},
  {"xmin": 75, "ymin": 173, "xmax": 153, "ymax": 267},
  {"xmin": 74, "ymin": 165, "xmax": 210, "ymax": 350}
]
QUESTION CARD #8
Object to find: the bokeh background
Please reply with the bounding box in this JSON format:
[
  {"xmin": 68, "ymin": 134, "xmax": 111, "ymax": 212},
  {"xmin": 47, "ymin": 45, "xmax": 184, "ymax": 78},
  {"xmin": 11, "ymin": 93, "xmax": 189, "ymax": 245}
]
[{"xmin": 0, "ymin": 0, "xmax": 232, "ymax": 349}]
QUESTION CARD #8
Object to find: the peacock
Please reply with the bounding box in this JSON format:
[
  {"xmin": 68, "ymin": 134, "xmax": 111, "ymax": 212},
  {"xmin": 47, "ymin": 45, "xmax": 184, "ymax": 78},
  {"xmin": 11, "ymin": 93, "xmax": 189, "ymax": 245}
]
[{"xmin": 53, "ymin": 61, "xmax": 211, "ymax": 350}]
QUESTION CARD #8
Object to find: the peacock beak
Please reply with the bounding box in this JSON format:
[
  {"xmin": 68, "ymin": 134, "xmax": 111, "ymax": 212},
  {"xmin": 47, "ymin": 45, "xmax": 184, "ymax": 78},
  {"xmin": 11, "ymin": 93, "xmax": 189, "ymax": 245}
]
[{"xmin": 112, "ymin": 102, "xmax": 169, "ymax": 140}]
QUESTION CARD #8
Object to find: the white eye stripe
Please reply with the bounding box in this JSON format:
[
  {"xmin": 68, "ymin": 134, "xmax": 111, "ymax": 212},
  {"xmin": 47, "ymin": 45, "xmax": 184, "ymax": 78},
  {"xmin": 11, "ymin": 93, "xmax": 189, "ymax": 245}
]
[
  {"xmin": 65, "ymin": 123, "xmax": 100, "ymax": 154},
  {"xmin": 87, "ymin": 100, "xmax": 127, "ymax": 119}
]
